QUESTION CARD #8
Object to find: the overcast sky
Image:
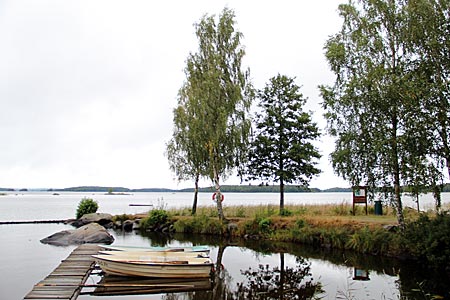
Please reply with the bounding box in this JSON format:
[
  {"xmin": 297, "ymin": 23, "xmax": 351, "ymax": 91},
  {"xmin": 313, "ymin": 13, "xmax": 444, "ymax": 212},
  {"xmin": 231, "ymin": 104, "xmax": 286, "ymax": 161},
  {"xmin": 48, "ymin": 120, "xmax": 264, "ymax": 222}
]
[{"xmin": 0, "ymin": 0, "xmax": 349, "ymax": 189}]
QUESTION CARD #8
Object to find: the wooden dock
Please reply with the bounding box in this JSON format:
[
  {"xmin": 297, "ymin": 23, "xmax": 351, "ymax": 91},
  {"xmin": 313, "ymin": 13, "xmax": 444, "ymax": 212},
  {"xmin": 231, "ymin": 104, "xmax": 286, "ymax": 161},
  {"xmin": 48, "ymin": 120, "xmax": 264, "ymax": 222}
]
[{"xmin": 24, "ymin": 244, "xmax": 101, "ymax": 300}]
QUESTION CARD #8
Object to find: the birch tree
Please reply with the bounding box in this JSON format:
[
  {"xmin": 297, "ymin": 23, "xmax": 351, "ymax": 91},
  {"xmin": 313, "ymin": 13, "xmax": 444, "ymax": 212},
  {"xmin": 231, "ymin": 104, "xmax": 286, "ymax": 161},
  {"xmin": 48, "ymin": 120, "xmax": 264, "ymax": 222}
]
[
  {"xmin": 169, "ymin": 8, "xmax": 252, "ymax": 220},
  {"xmin": 320, "ymin": 0, "xmax": 414, "ymax": 227}
]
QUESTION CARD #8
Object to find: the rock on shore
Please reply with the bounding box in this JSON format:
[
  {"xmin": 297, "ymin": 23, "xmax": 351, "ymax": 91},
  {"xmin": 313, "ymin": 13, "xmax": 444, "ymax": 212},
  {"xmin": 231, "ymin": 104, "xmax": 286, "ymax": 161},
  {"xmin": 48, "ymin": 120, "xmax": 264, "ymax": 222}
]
[
  {"xmin": 69, "ymin": 213, "xmax": 113, "ymax": 228},
  {"xmin": 40, "ymin": 223, "xmax": 114, "ymax": 246}
]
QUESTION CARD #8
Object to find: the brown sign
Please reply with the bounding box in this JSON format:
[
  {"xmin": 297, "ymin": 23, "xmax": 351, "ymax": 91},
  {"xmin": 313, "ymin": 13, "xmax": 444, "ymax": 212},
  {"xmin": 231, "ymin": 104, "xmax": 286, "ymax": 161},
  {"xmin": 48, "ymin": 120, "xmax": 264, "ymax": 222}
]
[{"xmin": 352, "ymin": 186, "xmax": 368, "ymax": 215}]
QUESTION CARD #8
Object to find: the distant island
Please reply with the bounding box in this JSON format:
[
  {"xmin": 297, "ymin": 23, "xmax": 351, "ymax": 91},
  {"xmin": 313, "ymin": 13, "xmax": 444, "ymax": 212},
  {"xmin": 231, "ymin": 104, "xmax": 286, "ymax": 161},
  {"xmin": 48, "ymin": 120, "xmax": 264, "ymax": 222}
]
[
  {"xmin": 1, "ymin": 185, "xmax": 352, "ymax": 193},
  {"xmin": 3, "ymin": 184, "xmax": 449, "ymax": 193}
]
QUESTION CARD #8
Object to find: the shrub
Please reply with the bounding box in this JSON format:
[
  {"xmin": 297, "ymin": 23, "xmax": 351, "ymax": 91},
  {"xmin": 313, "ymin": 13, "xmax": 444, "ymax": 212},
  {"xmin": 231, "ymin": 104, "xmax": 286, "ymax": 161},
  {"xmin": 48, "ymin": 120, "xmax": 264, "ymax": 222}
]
[
  {"xmin": 280, "ymin": 208, "xmax": 293, "ymax": 216},
  {"xmin": 403, "ymin": 212, "xmax": 450, "ymax": 265},
  {"xmin": 258, "ymin": 217, "xmax": 272, "ymax": 233},
  {"xmin": 295, "ymin": 218, "xmax": 306, "ymax": 229},
  {"xmin": 142, "ymin": 209, "xmax": 169, "ymax": 229},
  {"xmin": 76, "ymin": 198, "xmax": 98, "ymax": 219}
]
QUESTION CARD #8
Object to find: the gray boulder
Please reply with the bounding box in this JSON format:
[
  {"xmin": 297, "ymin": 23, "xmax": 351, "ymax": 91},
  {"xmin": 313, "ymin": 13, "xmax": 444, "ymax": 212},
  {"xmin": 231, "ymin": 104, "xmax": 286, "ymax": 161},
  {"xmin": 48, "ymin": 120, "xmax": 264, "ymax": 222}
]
[
  {"xmin": 40, "ymin": 223, "xmax": 114, "ymax": 246},
  {"xmin": 122, "ymin": 219, "xmax": 134, "ymax": 231},
  {"xmin": 71, "ymin": 213, "xmax": 113, "ymax": 228}
]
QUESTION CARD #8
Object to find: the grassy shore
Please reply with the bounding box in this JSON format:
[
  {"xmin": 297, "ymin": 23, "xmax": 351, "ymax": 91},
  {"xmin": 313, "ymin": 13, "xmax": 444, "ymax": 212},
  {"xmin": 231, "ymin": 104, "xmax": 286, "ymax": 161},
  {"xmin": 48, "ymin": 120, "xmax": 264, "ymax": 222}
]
[{"xmin": 133, "ymin": 202, "xmax": 450, "ymax": 266}]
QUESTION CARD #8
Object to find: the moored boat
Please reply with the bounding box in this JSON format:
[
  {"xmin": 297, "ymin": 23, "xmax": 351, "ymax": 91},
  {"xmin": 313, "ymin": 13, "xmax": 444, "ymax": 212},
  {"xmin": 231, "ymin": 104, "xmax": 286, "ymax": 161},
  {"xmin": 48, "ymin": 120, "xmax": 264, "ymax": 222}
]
[
  {"xmin": 102, "ymin": 245, "xmax": 210, "ymax": 254},
  {"xmin": 93, "ymin": 254, "xmax": 214, "ymax": 278},
  {"xmin": 98, "ymin": 250, "xmax": 209, "ymax": 259}
]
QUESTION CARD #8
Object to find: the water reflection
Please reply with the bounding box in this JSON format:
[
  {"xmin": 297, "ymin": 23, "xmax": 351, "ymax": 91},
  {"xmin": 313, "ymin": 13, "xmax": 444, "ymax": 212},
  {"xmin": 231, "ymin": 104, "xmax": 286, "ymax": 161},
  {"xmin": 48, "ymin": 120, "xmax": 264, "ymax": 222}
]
[
  {"xmin": 90, "ymin": 277, "xmax": 213, "ymax": 296},
  {"xmin": 91, "ymin": 230, "xmax": 450, "ymax": 300},
  {"xmin": 158, "ymin": 249, "xmax": 322, "ymax": 300},
  {"xmin": 235, "ymin": 253, "xmax": 323, "ymax": 300},
  {"xmin": 352, "ymin": 268, "xmax": 370, "ymax": 281}
]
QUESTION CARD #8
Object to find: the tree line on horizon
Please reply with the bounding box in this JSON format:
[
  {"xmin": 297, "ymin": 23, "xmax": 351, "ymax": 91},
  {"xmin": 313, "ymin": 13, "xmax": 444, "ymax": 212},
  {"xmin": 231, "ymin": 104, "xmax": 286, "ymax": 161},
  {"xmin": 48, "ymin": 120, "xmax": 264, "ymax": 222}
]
[
  {"xmin": 3, "ymin": 184, "xmax": 450, "ymax": 193},
  {"xmin": 166, "ymin": 1, "xmax": 449, "ymax": 227}
]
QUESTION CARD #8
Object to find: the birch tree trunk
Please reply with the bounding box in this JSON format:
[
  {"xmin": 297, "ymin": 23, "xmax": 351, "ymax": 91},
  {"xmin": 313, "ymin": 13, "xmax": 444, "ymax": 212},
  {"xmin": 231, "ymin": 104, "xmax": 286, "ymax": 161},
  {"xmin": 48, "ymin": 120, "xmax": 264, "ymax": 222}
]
[
  {"xmin": 213, "ymin": 167, "xmax": 225, "ymax": 221},
  {"xmin": 192, "ymin": 173, "xmax": 199, "ymax": 215}
]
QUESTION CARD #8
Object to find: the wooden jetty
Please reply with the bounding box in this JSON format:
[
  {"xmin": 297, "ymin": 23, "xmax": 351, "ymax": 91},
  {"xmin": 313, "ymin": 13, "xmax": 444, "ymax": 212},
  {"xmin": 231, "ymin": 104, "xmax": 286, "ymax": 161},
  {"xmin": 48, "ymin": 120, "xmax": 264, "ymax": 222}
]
[{"xmin": 24, "ymin": 244, "xmax": 101, "ymax": 300}]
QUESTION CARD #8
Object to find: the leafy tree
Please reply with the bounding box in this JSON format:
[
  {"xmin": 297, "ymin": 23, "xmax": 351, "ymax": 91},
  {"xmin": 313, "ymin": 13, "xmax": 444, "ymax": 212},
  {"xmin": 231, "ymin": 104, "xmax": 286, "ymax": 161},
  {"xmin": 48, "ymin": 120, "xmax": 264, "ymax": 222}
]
[
  {"xmin": 246, "ymin": 75, "xmax": 321, "ymax": 212},
  {"xmin": 169, "ymin": 8, "xmax": 253, "ymax": 220},
  {"xmin": 320, "ymin": 0, "xmax": 426, "ymax": 228},
  {"xmin": 404, "ymin": 0, "xmax": 449, "ymax": 207},
  {"xmin": 166, "ymin": 94, "xmax": 208, "ymax": 215},
  {"xmin": 406, "ymin": 0, "xmax": 450, "ymax": 212}
]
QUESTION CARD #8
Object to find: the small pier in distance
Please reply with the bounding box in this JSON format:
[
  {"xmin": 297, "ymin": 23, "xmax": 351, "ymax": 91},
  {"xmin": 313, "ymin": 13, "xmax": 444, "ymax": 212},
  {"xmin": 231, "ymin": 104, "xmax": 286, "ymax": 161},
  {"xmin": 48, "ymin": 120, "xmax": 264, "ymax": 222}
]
[{"xmin": 24, "ymin": 244, "xmax": 100, "ymax": 300}]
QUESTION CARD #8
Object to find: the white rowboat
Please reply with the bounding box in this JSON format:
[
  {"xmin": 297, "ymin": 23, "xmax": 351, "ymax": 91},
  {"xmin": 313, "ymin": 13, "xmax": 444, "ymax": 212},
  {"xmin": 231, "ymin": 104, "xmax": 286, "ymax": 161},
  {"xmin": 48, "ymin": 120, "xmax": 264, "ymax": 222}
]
[
  {"xmin": 93, "ymin": 254, "xmax": 214, "ymax": 278},
  {"xmin": 102, "ymin": 245, "xmax": 210, "ymax": 254},
  {"xmin": 98, "ymin": 250, "xmax": 209, "ymax": 260}
]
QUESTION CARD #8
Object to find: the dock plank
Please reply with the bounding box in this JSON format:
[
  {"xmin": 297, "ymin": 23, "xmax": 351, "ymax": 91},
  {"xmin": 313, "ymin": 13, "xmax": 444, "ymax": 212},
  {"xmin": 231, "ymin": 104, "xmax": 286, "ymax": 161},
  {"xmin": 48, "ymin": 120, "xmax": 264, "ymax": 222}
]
[{"xmin": 24, "ymin": 244, "xmax": 100, "ymax": 300}]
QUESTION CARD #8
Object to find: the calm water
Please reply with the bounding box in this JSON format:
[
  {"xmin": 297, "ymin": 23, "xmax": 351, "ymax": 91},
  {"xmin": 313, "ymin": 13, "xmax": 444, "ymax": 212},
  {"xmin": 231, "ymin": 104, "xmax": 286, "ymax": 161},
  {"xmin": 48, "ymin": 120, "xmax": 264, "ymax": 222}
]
[
  {"xmin": 0, "ymin": 191, "xmax": 448, "ymax": 221},
  {"xmin": 0, "ymin": 192, "xmax": 449, "ymax": 299}
]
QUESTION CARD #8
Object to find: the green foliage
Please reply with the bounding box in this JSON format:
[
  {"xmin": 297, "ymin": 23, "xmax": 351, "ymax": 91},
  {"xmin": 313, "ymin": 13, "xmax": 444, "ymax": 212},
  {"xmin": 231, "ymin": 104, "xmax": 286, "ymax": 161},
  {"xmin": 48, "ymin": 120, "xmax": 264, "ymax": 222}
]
[
  {"xmin": 141, "ymin": 209, "xmax": 170, "ymax": 229},
  {"xmin": 280, "ymin": 208, "xmax": 293, "ymax": 216},
  {"xmin": 406, "ymin": 0, "xmax": 450, "ymax": 182},
  {"xmin": 173, "ymin": 215, "xmax": 224, "ymax": 235},
  {"xmin": 241, "ymin": 215, "xmax": 275, "ymax": 236},
  {"xmin": 346, "ymin": 227, "xmax": 392, "ymax": 255},
  {"xmin": 258, "ymin": 218, "xmax": 272, "ymax": 233},
  {"xmin": 403, "ymin": 213, "xmax": 450, "ymax": 265},
  {"xmin": 319, "ymin": 0, "xmax": 450, "ymax": 227},
  {"xmin": 142, "ymin": 204, "xmax": 450, "ymax": 262},
  {"xmin": 246, "ymin": 74, "xmax": 321, "ymax": 212},
  {"xmin": 169, "ymin": 7, "xmax": 253, "ymax": 220},
  {"xmin": 76, "ymin": 197, "xmax": 98, "ymax": 219},
  {"xmin": 295, "ymin": 218, "xmax": 306, "ymax": 229}
]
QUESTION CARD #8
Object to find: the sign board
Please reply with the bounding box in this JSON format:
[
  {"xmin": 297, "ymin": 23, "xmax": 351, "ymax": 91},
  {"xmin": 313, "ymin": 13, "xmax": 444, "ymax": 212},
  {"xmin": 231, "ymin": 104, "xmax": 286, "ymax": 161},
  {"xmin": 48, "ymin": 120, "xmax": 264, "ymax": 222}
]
[
  {"xmin": 352, "ymin": 186, "xmax": 368, "ymax": 215},
  {"xmin": 353, "ymin": 268, "xmax": 370, "ymax": 281}
]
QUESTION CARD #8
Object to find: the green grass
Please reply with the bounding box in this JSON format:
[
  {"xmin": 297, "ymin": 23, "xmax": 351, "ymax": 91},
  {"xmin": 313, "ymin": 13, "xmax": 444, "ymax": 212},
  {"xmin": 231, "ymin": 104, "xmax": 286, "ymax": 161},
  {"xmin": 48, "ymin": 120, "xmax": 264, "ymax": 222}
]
[{"xmin": 137, "ymin": 203, "xmax": 449, "ymax": 264}]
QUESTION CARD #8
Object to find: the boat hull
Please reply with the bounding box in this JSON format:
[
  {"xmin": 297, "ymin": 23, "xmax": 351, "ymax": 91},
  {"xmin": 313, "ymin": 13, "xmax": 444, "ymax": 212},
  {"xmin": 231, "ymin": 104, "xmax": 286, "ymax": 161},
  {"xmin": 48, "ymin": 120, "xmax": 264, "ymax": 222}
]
[
  {"xmin": 98, "ymin": 250, "xmax": 209, "ymax": 259},
  {"xmin": 93, "ymin": 255, "xmax": 214, "ymax": 278},
  {"xmin": 102, "ymin": 245, "xmax": 210, "ymax": 254}
]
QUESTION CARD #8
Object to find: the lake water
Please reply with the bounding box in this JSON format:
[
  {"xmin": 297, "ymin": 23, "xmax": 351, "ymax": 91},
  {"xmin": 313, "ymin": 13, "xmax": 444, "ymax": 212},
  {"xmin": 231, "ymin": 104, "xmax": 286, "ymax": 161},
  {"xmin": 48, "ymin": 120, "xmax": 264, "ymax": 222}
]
[
  {"xmin": 0, "ymin": 192, "xmax": 449, "ymax": 299},
  {"xmin": 1, "ymin": 191, "xmax": 448, "ymax": 221}
]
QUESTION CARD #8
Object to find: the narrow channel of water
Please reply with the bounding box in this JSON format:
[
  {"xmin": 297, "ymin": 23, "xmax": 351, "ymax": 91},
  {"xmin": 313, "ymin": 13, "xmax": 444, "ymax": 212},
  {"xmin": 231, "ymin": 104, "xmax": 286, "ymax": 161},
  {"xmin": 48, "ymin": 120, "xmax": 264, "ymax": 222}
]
[
  {"xmin": 78, "ymin": 230, "xmax": 449, "ymax": 300},
  {"xmin": 1, "ymin": 224, "xmax": 448, "ymax": 300}
]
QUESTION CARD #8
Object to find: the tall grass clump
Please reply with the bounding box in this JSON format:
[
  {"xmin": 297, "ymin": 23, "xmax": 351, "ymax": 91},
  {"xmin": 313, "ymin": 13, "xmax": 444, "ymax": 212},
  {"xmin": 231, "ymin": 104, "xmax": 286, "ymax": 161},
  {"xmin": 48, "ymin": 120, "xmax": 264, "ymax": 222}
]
[
  {"xmin": 402, "ymin": 212, "xmax": 450, "ymax": 265},
  {"xmin": 332, "ymin": 202, "xmax": 351, "ymax": 216},
  {"xmin": 346, "ymin": 227, "xmax": 393, "ymax": 255},
  {"xmin": 173, "ymin": 214, "xmax": 225, "ymax": 235},
  {"xmin": 76, "ymin": 197, "xmax": 98, "ymax": 219}
]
